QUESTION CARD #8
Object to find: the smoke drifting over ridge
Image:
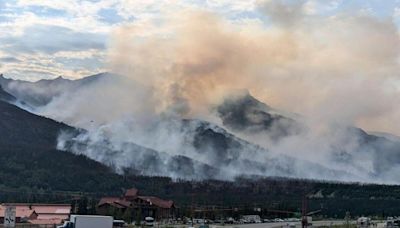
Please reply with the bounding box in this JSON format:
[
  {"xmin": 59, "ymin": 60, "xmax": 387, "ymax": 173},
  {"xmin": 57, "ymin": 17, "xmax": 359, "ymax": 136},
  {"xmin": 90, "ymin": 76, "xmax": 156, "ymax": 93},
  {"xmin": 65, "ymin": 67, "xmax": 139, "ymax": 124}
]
[
  {"xmin": 108, "ymin": 5, "xmax": 400, "ymax": 134},
  {"xmin": 30, "ymin": 1, "xmax": 400, "ymax": 183}
]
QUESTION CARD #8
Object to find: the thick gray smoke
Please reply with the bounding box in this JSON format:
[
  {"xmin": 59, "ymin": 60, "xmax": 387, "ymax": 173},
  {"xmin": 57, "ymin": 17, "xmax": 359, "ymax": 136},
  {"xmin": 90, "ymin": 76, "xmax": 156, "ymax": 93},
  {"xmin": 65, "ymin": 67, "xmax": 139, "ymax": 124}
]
[{"xmin": 4, "ymin": 1, "xmax": 400, "ymax": 183}]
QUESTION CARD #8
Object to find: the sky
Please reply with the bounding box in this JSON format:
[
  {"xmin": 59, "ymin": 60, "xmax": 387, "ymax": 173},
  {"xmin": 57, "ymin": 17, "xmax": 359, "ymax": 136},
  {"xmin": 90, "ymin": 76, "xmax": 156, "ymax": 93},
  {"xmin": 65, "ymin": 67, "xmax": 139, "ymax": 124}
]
[{"xmin": 0, "ymin": 0, "xmax": 400, "ymax": 81}]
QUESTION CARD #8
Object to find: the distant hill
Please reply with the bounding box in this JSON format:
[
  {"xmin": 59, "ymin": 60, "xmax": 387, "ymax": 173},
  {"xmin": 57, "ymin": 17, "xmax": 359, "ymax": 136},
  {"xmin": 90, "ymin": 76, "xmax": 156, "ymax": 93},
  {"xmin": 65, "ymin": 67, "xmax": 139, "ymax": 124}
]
[
  {"xmin": 0, "ymin": 95, "xmax": 129, "ymax": 193},
  {"xmin": 0, "ymin": 84, "xmax": 16, "ymax": 103},
  {"xmin": 1, "ymin": 85, "xmax": 400, "ymax": 217},
  {"xmin": 3, "ymin": 73, "xmax": 400, "ymax": 182},
  {"xmin": 216, "ymin": 91, "xmax": 400, "ymax": 182},
  {"xmin": 61, "ymin": 129, "xmax": 221, "ymax": 180},
  {"xmin": 217, "ymin": 90, "xmax": 303, "ymax": 139},
  {"xmin": 0, "ymin": 91, "xmax": 73, "ymax": 148},
  {"xmin": 0, "ymin": 73, "xmax": 109, "ymax": 107}
]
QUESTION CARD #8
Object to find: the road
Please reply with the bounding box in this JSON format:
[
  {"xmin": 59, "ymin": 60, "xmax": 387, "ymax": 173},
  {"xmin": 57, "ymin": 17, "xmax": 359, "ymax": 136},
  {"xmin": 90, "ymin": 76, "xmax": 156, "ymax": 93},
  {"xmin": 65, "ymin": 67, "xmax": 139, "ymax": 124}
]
[
  {"xmin": 204, "ymin": 220, "xmax": 353, "ymax": 228},
  {"xmin": 161, "ymin": 220, "xmax": 387, "ymax": 228}
]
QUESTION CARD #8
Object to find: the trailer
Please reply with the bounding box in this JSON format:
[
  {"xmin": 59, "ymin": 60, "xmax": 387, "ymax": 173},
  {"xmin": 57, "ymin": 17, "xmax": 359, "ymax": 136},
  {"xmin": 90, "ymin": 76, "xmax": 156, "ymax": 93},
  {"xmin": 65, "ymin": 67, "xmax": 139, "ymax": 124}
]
[{"xmin": 57, "ymin": 215, "xmax": 113, "ymax": 228}]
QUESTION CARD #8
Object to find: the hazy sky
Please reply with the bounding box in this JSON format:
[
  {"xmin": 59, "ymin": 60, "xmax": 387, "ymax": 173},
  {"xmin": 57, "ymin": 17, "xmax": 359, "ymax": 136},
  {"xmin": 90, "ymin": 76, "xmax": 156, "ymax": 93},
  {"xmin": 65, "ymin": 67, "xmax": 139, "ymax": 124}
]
[{"xmin": 1, "ymin": 0, "xmax": 400, "ymax": 81}]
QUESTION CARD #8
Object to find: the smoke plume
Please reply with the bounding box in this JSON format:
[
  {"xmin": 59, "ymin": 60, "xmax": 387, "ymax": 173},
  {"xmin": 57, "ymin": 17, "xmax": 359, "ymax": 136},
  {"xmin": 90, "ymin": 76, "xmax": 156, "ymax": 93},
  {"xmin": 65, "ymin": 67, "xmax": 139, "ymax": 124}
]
[{"xmin": 31, "ymin": 1, "xmax": 400, "ymax": 183}]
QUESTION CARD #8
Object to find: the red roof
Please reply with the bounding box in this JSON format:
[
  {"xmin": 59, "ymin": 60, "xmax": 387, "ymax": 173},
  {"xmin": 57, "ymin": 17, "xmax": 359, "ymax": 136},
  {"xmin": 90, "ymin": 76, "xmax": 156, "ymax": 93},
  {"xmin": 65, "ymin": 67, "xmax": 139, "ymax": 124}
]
[
  {"xmin": 138, "ymin": 196, "xmax": 174, "ymax": 209},
  {"xmin": 36, "ymin": 214, "xmax": 69, "ymax": 220},
  {"xmin": 98, "ymin": 197, "xmax": 131, "ymax": 208},
  {"xmin": 29, "ymin": 205, "xmax": 71, "ymax": 215},
  {"xmin": 124, "ymin": 188, "xmax": 138, "ymax": 198},
  {"xmin": 0, "ymin": 204, "xmax": 71, "ymax": 221},
  {"xmin": 0, "ymin": 206, "xmax": 36, "ymax": 218},
  {"xmin": 99, "ymin": 189, "xmax": 174, "ymax": 210},
  {"xmin": 28, "ymin": 218, "xmax": 63, "ymax": 225}
]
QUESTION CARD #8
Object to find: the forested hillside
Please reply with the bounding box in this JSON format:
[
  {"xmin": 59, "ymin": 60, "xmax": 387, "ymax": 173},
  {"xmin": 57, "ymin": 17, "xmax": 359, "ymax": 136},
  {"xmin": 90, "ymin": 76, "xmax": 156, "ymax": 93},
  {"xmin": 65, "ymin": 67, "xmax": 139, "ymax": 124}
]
[
  {"xmin": 0, "ymin": 87, "xmax": 399, "ymax": 218},
  {"xmin": 0, "ymin": 91, "xmax": 130, "ymax": 194}
]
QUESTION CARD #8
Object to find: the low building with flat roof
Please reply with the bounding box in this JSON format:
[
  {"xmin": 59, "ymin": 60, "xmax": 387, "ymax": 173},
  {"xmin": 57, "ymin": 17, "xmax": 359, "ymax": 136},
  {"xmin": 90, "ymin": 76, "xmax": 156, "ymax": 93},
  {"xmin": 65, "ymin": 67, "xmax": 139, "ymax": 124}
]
[{"xmin": 0, "ymin": 204, "xmax": 71, "ymax": 225}]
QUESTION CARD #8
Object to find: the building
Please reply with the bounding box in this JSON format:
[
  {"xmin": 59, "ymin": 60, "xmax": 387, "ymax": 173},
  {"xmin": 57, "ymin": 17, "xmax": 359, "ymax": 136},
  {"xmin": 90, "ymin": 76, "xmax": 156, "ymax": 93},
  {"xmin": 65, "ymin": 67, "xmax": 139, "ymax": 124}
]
[
  {"xmin": 98, "ymin": 188, "xmax": 175, "ymax": 221},
  {"xmin": 124, "ymin": 188, "xmax": 138, "ymax": 201},
  {"xmin": 135, "ymin": 196, "xmax": 174, "ymax": 219},
  {"xmin": 97, "ymin": 197, "xmax": 132, "ymax": 215},
  {"xmin": 0, "ymin": 204, "xmax": 71, "ymax": 225}
]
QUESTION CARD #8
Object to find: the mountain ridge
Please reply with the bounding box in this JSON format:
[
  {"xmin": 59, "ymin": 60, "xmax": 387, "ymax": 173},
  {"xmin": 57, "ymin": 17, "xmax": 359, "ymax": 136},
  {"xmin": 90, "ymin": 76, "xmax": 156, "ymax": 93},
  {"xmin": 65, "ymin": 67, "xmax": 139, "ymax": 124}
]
[
  {"xmin": 0, "ymin": 73, "xmax": 111, "ymax": 107},
  {"xmin": 2, "ymin": 75, "xmax": 400, "ymax": 217},
  {"xmin": 2, "ymin": 73, "xmax": 400, "ymax": 183}
]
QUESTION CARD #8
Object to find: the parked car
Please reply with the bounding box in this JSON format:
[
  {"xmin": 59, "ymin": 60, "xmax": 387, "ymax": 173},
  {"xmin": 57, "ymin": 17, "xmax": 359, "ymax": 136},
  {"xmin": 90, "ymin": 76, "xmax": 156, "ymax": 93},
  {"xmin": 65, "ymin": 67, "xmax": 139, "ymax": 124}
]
[
  {"xmin": 113, "ymin": 220, "xmax": 127, "ymax": 227},
  {"xmin": 144, "ymin": 217, "xmax": 155, "ymax": 227}
]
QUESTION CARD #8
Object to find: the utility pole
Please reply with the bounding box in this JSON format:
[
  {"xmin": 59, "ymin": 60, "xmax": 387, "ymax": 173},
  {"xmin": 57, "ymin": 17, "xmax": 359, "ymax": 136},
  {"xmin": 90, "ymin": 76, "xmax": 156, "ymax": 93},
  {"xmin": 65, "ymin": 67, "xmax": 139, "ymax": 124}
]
[
  {"xmin": 301, "ymin": 196, "xmax": 308, "ymax": 228},
  {"xmin": 345, "ymin": 211, "xmax": 350, "ymax": 228},
  {"xmin": 191, "ymin": 193, "xmax": 194, "ymax": 227}
]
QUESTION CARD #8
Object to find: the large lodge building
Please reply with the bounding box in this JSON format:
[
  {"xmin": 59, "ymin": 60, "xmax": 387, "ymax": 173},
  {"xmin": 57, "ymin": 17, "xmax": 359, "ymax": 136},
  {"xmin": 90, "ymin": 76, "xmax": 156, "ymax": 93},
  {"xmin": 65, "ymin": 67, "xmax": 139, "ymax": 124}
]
[{"xmin": 97, "ymin": 188, "xmax": 175, "ymax": 221}]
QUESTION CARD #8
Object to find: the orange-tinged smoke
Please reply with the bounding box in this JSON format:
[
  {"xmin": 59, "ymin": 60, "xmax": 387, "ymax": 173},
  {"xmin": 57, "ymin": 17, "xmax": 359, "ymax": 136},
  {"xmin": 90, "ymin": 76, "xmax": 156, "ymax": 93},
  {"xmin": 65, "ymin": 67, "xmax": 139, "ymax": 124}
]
[
  {"xmin": 108, "ymin": 6, "xmax": 400, "ymax": 134},
  {"xmin": 108, "ymin": 11, "xmax": 298, "ymax": 119},
  {"xmin": 36, "ymin": 2, "xmax": 400, "ymax": 183}
]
